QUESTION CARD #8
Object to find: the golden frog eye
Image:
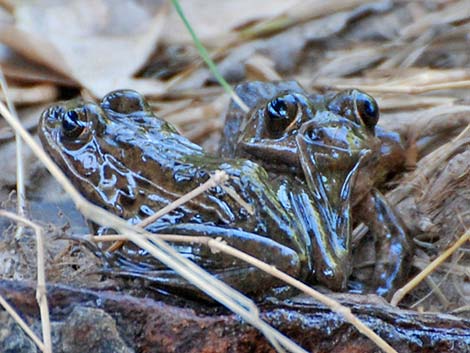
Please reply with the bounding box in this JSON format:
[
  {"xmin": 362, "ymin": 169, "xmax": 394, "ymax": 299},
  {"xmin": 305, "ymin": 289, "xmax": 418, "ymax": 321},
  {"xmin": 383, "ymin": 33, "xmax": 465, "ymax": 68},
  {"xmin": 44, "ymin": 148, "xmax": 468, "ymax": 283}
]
[
  {"xmin": 264, "ymin": 94, "xmax": 298, "ymax": 138},
  {"xmin": 355, "ymin": 92, "xmax": 379, "ymax": 129},
  {"xmin": 61, "ymin": 110, "xmax": 86, "ymax": 139}
]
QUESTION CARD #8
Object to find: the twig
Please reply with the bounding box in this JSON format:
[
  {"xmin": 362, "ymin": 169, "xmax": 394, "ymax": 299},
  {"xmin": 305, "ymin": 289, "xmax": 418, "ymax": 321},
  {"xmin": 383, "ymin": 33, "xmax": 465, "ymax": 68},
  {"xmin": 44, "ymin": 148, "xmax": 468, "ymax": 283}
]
[
  {"xmin": 0, "ymin": 83, "xmax": 58, "ymax": 105},
  {"xmin": 0, "ymin": 69, "xmax": 26, "ymax": 239},
  {"xmin": 391, "ymin": 229, "xmax": 470, "ymax": 306},
  {"xmin": 139, "ymin": 171, "xmax": 229, "ymax": 228},
  {"xmin": 219, "ymin": 184, "xmax": 254, "ymax": 215},
  {"xmin": 388, "ymin": 123, "xmax": 470, "ymax": 206},
  {"xmin": 0, "ymin": 210, "xmax": 52, "ymax": 353},
  {"xmin": 327, "ymin": 80, "xmax": 470, "ymax": 94},
  {"xmin": 409, "ymin": 252, "xmax": 465, "ymax": 310},
  {"xmin": 0, "ymin": 294, "xmax": 46, "ymax": 352},
  {"xmin": 108, "ymin": 170, "xmax": 231, "ymax": 252}
]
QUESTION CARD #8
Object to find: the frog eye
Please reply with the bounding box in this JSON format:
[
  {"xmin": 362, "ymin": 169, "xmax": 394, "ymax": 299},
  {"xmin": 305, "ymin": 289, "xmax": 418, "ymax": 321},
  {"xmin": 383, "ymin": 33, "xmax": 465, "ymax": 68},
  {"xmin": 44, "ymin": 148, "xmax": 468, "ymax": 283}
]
[
  {"xmin": 265, "ymin": 94, "xmax": 298, "ymax": 137},
  {"xmin": 101, "ymin": 90, "xmax": 148, "ymax": 115},
  {"xmin": 62, "ymin": 110, "xmax": 86, "ymax": 138},
  {"xmin": 355, "ymin": 92, "xmax": 379, "ymax": 129}
]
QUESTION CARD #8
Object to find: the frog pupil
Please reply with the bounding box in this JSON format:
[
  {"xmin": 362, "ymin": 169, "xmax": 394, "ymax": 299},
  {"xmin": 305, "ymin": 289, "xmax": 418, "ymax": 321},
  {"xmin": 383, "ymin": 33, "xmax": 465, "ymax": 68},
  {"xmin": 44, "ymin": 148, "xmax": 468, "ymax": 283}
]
[
  {"xmin": 366, "ymin": 100, "xmax": 378, "ymax": 122},
  {"xmin": 269, "ymin": 98, "xmax": 288, "ymax": 119},
  {"xmin": 356, "ymin": 93, "xmax": 379, "ymax": 128},
  {"xmin": 265, "ymin": 94, "xmax": 299, "ymax": 138},
  {"xmin": 363, "ymin": 99, "xmax": 376, "ymax": 117},
  {"xmin": 62, "ymin": 110, "xmax": 84, "ymax": 137}
]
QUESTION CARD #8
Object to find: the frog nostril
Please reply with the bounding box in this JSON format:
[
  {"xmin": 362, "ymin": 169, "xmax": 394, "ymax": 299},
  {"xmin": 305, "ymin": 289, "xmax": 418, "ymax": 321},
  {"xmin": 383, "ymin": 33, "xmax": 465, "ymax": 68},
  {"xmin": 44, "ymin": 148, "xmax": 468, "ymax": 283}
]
[
  {"xmin": 44, "ymin": 107, "xmax": 64, "ymax": 125},
  {"xmin": 303, "ymin": 128, "xmax": 321, "ymax": 143},
  {"xmin": 323, "ymin": 268, "xmax": 334, "ymax": 279}
]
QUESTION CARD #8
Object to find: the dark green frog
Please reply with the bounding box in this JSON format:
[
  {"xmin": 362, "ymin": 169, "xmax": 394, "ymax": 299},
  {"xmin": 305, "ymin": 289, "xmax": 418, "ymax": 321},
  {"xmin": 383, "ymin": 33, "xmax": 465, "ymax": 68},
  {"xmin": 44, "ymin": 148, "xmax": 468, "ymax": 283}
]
[
  {"xmin": 38, "ymin": 87, "xmax": 411, "ymax": 298},
  {"xmin": 221, "ymin": 81, "xmax": 412, "ymax": 296}
]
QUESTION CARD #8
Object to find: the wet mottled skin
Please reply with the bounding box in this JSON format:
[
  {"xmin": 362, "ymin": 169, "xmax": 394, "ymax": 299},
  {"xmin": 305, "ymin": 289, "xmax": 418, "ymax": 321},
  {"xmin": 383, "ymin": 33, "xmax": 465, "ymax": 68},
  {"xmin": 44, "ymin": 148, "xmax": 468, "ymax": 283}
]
[
  {"xmin": 38, "ymin": 85, "xmax": 412, "ymax": 298},
  {"xmin": 221, "ymin": 81, "xmax": 413, "ymax": 296}
]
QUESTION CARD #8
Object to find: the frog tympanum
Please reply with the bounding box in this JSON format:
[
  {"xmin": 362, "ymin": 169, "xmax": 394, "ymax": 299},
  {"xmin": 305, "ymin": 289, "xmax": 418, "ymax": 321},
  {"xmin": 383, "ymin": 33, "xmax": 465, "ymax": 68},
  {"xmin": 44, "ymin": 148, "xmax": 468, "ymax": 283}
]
[{"xmin": 39, "ymin": 85, "xmax": 411, "ymax": 299}]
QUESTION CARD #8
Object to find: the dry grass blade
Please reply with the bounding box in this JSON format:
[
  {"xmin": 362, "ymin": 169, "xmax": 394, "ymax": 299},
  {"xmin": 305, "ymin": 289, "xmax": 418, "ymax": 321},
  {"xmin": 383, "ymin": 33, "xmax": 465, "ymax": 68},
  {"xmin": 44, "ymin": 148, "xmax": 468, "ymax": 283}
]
[
  {"xmin": 0, "ymin": 210, "xmax": 52, "ymax": 353},
  {"xmin": 388, "ymin": 123, "xmax": 470, "ymax": 206},
  {"xmin": 0, "ymin": 294, "xmax": 46, "ymax": 352},
  {"xmin": 0, "ymin": 84, "xmax": 58, "ymax": 105},
  {"xmin": 0, "ymin": 70, "xmax": 25, "ymax": 239},
  {"xmin": 139, "ymin": 170, "xmax": 228, "ymax": 228},
  {"xmin": 164, "ymin": 94, "xmax": 228, "ymax": 126},
  {"xmin": 391, "ymin": 230, "xmax": 470, "ymax": 306},
  {"xmin": 451, "ymin": 305, "xmax": 470, "ymax": 315},
  {"xmin": 219, "ymin": 184, "xmax": 255, "ymax": 215},
  {"xmin": 410, "ymin": 105, "xmax": 470, "ymax": 141},
  {"xmin": 108, "ymin": 227, "xmax": 299, "ymax": 353},
  {"xmin": 325, "ymin": 80, "xmax": 470, "ymax": 94},
  {"xmin": 108, "ymin": 170, "xmax": 230, "ymax": 252},
  {"xmin": 245, "ymin": 54, "xmax": 282, "ymax": 81},
  {"xmin": 239, "ymin": 0, "xmax": 370, "ymax": 39},
  {"xmin": 400, "ymin": 0, "xmax": 470, "ymax": 39},
  {"xmin": 378, "ymin": 95, "xmax": 456, "ymax": 111},
  {"xmin": 314, "ymin": 69, "xmax": 470, "ymax": 94},
  {"xmin": 410, "ymin": 253, "xmax": 465, "ymax": 310}
]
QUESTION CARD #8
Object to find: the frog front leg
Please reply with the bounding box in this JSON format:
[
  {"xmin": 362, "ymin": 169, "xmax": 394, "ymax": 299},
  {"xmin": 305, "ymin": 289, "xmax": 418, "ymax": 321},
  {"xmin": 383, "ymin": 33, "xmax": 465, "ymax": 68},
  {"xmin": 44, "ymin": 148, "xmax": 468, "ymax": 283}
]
[
  {"xmin": 354, "ymin": 189, "xmax": 413, "ymax": 298},
  {"xmin": 108, "ymin": 223, "xmax": 305, "ymax": 298},
  {"xmin": 294, "ymin": 118, "xmax": 373, "ymax": 292}
]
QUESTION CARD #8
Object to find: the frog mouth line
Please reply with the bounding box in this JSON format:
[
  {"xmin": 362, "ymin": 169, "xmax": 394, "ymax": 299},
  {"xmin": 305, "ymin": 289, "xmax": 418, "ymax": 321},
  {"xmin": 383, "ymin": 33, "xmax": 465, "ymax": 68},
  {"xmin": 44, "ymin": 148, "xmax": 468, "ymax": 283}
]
[
  {"xmin": 298, "ymin": 141, "xmax": 364, "ymax": 154},
  {"xmin": 240, "ymin": 137, "xmax": 363, "ymax": 153}
]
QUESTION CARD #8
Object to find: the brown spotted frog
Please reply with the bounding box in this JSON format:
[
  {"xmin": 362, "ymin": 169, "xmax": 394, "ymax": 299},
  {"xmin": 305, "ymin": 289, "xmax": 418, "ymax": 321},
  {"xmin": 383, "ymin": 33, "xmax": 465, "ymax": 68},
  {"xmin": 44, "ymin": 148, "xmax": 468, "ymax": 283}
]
[
  {"xmin": 38, "ymin": 88, "xmax": 411, "ymax": 298},
  {"xmin": 221, "ymin": 81, "xmax": 412, "ymax": 296}
]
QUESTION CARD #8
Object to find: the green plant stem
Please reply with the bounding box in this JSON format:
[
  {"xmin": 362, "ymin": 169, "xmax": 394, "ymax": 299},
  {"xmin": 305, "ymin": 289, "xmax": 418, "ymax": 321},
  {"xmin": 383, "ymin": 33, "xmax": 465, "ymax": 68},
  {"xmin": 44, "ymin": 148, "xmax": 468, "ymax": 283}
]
[{"xmin": 171, "ymin": 0, "xmax": 249, "ymax": 113}]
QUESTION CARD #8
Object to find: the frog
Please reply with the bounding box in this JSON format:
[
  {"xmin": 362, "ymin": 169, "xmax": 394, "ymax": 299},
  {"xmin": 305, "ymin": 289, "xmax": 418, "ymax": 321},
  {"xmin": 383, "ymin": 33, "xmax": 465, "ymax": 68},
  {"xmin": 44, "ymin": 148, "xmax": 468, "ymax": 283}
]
[
  {"xmin": 220, "ymin": 81, "xmax": 412, "ymax": 296},
  {"xmin": 38, "ymin": 88, "xmax": 410, "ymax": 299}
]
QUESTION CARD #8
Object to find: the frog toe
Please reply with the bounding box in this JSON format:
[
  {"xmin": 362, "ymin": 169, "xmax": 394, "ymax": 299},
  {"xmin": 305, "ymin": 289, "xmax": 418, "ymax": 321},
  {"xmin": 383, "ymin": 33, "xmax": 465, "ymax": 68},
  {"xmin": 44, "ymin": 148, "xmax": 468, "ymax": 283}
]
[{"xmin": 316, "ymin": 262, "xmax": 350, "ymax": 292}]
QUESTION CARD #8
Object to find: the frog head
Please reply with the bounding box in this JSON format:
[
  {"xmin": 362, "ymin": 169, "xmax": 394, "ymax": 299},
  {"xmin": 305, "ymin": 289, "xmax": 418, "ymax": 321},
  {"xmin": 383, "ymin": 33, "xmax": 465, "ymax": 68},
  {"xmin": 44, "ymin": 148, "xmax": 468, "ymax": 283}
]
[{"xmin": 38, "ymin": 90, "xmax": 202, "ymax": 220}]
